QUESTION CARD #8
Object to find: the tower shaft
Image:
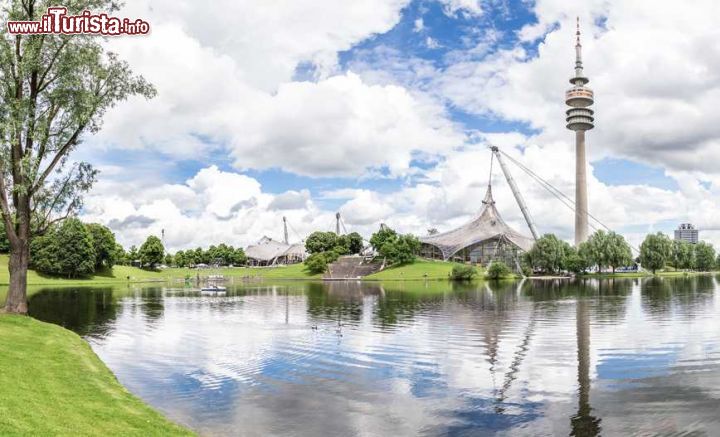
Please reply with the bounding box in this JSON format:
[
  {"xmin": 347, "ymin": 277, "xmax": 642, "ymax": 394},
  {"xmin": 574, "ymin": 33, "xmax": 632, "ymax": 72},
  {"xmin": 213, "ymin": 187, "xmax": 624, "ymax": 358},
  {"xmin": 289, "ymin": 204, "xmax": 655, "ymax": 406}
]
[
  {"xmin": 575, "ymin": 131, "xmax": 589, "ymax": 245},
  {"xmin": 566, "ymin": 17, "xmax": 593, "ymax": 245}
]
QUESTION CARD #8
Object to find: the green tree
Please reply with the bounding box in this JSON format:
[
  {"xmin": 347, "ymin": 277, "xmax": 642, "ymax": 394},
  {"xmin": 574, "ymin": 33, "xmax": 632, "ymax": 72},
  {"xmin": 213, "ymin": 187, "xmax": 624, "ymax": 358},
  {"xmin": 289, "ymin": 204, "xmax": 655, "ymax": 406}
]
[
  {"xmin": 380, "ymin": 234, "xmax": 420, "ymax": 265},
  {"xmin": 0, "ymin": 1, "xmax": 155, "ymax": 313},
  {"xmin": 85, "ymin": 223, "xmax": 117, "ymax": 270},
  {"xmin": 304, "ymin": 252, "xmax": 330, "ymax": 274},
  {"xmin": 582, "ymin": 230, "xmax": 608, "ymax": 270},
  {"xmin": 127, "ymin": 245, "xmax": 139, "ymax": 264},
  {"xmin": 232, "ymin": 248, "xmax": 247, "ymax": 266},
  {"xmin": 139, "ymin": 236, "xmax": 164, "ymax": 269},
  {"xmin": 671, "ymin": 240, "xmax": 694, "ymax": 271},
  {"xmin": 164, "ymin": 253, "xmax": 174, "ymax": 266},
  {"xmin": 565, "ymin": 246, "xmax": 590, "ymax": 274},
  {"xmin": 174, "ymin": 250, "xmax": 186, "ymax": 267},
  {"xmin": 305, "ymin": 231, "xmax": 338, "ymax": 254},
  {"xmin": 303, "ymin": 250, "xmax": 341, "ymax": 274},
  {"xmin": 604, "ymin": 231, "xmax": 633, "ymax": 273},
  {"xmin": 370, "ymin": 225, "xmax": 397, "ymax": 252},
  {"xmin": 30, "ymin": 218, "xmax": 95, "ymax": 278},
  {"xmin": 694, "ymin": 242, "xmax": 716, "ymax": 272},
  {"xmin": 113, "ymin": 244, "xmax": 127, "ymax": 266},
  {"xmin": 639, "ymin": 232, "xmax": 672, "ymax": 274},
  {"xmin": 486, "ymin": 261, "xmax": 511, "ymax": 280},
  {"xmin": 526, "ymin": 234, "xmax": 572, "ymax": 274},
  {"xmin": 345, "ymin": 232, "xmax": 364, "ymax": 254}
]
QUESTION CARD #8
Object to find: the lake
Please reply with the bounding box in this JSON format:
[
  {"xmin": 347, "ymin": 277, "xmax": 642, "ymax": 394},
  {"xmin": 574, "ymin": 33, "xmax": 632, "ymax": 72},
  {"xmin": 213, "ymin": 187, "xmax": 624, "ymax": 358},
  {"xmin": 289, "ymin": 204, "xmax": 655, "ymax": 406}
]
[{"xmin": 26, "ymin": 277, "xmax": 720, "ymax": 436}]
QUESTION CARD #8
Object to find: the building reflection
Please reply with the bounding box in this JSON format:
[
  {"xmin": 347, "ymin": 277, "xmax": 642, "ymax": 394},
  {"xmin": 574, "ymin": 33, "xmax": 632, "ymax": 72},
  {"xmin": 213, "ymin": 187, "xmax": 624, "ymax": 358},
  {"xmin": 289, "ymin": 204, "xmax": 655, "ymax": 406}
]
[{"xmin": 571, "ymin": 296, "xmax": 601, "ymax": 436}]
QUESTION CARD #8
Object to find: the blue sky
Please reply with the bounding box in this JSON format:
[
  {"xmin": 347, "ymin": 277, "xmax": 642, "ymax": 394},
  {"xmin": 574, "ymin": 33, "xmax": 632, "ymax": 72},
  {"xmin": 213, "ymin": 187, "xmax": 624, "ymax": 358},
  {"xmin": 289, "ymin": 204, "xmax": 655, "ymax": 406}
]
[
  {"xmin": 97, "ymin": 0, "xmax": 669, "ymax": 195},
  {"xmin": 81, "ymin": 0, "xmax": 720, "ymax": 250}
]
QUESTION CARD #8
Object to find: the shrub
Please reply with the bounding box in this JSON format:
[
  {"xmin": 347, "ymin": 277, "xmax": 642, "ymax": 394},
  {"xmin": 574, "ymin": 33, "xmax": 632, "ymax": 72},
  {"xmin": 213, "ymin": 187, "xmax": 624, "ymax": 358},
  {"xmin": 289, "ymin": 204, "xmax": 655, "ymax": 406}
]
[
  {"xmin": 450, "ymin": 264, "xmax": 478, "ymax": 281},
  {"xmin": 486, "ymin": 261, "xmax": 511, "ymax": 280},
  {"xmin": 304, "ymin": 253, "xmax": 329, "ymax": 274},
  {"xmin": 304, "ymin": 250, "xmax": 341, "ymax": 274}
]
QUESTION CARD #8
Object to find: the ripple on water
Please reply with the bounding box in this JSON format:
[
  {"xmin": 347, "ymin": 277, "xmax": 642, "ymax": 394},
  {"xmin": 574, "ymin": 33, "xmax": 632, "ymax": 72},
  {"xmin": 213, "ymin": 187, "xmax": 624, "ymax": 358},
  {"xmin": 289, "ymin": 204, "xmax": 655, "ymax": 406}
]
[{"xmin": 26, "ymin": 278, "xmax": 720, "ymax": 436}]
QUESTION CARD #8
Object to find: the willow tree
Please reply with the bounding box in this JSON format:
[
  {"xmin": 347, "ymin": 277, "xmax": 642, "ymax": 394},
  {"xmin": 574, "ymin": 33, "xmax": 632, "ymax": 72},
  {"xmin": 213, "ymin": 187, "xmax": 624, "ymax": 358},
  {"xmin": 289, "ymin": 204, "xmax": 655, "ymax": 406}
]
[{"xmin": 0, "ymin": 1, "xmax": 154, "ymax": 313}]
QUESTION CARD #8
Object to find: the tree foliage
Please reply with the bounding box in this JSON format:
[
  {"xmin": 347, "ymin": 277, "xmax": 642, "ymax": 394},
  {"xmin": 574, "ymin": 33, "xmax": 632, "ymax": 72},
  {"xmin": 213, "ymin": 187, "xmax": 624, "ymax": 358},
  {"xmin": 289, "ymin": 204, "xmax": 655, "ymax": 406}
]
[
  {"xmin": 305, "ymin": 231, "xmax": 364, "ymax": 256},
  {"xmin": 694, "ymin": 242, "xmax": 716, "ymax": 272},
  {"xmin": 603, "ymin": 231, "xmax": 633, "ymax": 273},
  {"xmin": 639, "ymin": 232, "xmax": 672, "ymax": 274},
  {"xmin": 450, "ymin": 264, "xmax": 477, "ymax": 280},
  {"xmin": 525, "ymin": 234, "xmax": 573, "ymax": 274},
  {"xmin": 138, "ymin": 236, "xmax": 164, "ymax": 268},
  {"xmin": 305, "ymin": 232, "xmax": 339, "ymax": 254},
  {"xmin": 30, "ymin": 218, "xmax": 95, "ymax": 278},
  {"xmin": 671, "ymin": 240, "xmax": 695, "ymax": 270},
  {"xmin": 486, "ymin": 261, "xmax": 511, "ymax": 280},
  {"xmin": 113, "ymin": 243, "xmax": 127, "ymax": 265},
  {"xmin": 342, "ymin": 232, "xmax": 364, "ymax": 255},
  {"xmin": 0, "ymin": 0, "xmax": 156, "ymax": 313},
  {"xmin": 378, "ymin": 233, "xmax": 420, "ymax": 265},
  {"xmin": 369, "ymin": 226, "xmax": 397, "ymax": 252},
  {"xmin": 579, "ymin": 231, "xmax": 632, "ymax": 273},
  {"xmin": 303, "ymin": 250, "xmax": 340, "ymax": 274},
  {"xmin": 170, "ymin": 245, "xmax": 247, "ymax": 267},
  {"xmin": 85, "ymin": 223, "xmax": 117, "ymax": 270}
]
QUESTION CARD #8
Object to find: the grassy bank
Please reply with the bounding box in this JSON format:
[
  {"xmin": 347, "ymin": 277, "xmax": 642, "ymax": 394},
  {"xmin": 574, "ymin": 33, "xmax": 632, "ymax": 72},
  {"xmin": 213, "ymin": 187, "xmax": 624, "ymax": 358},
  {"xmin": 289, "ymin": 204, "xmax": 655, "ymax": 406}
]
[
  {"xmin": 0, "ymin": 255, "xmax": 321, "ymax": 287},
  {"xmin": 576, "ymin": 270, "xmax": 718, "ymax": 279},
  {"xmin": 0, "ymin": 315, "xmax": 192, "ymax": 436},
  {"xmin": 364, "ymin": 260, "xmax": 472, "ymax": 281}
]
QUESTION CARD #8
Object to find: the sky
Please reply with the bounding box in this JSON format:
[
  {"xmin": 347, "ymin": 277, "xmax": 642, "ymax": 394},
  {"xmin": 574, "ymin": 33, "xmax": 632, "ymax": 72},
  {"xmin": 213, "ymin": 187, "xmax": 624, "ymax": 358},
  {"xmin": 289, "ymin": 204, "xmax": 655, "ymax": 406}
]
[{"xmin": 75, "ymin": 0, "xmax": 720, "ymax": 252}]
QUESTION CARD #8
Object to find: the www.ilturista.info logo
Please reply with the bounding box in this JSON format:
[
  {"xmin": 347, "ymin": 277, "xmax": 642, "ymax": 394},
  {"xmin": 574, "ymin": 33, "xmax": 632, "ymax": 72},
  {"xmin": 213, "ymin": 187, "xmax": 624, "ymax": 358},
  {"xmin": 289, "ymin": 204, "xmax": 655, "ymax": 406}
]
[{"xmin": 7, "ymin": 7, "xmax": 149, "ymax": 35}]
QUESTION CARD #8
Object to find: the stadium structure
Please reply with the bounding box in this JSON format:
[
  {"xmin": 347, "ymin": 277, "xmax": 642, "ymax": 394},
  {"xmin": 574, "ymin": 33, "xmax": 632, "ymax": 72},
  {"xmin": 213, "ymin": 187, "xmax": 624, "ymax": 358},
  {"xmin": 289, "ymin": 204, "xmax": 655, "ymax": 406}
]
[
  {"xmin": 420, "ymin": 148, "xmax": 538, "ymax": 271},
  {"xmin": 245, "ymin": 217, "xmax": 308, "ymax": 266}
]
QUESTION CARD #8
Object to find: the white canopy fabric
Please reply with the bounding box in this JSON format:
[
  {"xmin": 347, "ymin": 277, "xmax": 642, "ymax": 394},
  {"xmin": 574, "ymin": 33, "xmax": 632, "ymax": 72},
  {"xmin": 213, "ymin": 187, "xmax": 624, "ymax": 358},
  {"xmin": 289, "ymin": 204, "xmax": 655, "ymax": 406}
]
[
  {"xmin": 245, "ymin": 237, "xmax": 308, "ymax": 263},
  {"xmin": 419, "ymin": 186, "xmax": 535, "ymax": 260}
]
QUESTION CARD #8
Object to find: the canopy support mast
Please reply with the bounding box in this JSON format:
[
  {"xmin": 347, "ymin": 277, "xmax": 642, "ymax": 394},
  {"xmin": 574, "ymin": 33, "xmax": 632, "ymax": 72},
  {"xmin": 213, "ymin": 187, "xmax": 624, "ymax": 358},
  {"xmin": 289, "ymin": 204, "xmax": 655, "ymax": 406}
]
[{"xmin": 491, "ymin": 146, "xmax": 540, "ymax": 240}]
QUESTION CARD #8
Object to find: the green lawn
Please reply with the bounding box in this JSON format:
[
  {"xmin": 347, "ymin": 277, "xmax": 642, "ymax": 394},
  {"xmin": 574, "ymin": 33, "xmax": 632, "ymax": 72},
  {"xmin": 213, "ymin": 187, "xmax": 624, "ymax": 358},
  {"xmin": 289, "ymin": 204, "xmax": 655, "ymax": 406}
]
[
  {"xmin": 364, "ymin": 260, "xmax": 473, "ymax": 281},
  {"xmin": 577, "ymin": 270, "xmax": 718, "ymax": 279},
  {"xmin": 0, "ymin": 315, "xmax": 193, "ymax": 436},
  {"xmin": 0, "ymin": 255, "xmax": 321, "ymax": 287}
]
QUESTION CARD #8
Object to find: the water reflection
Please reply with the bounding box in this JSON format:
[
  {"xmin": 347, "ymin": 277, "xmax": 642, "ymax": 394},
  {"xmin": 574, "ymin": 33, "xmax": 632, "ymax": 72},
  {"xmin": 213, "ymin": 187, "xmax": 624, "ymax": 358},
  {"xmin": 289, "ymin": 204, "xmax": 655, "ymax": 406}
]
[{"xmin": 25, "ymin": 277, "xmax": 720, "ymax": 436}]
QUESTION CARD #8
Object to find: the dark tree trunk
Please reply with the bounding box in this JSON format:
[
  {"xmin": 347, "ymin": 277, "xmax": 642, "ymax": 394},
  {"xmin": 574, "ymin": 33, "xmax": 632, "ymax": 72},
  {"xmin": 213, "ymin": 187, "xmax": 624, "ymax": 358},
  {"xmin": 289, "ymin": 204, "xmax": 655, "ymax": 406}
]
[{"xmin": 4, "ymin": 242, "xmax": 29, "ymax": 314}]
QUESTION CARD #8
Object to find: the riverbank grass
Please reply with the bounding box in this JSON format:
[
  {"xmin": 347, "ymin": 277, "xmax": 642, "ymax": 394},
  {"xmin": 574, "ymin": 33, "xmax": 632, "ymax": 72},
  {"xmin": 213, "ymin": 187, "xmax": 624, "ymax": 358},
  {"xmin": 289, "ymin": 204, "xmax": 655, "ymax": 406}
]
[
  {"xmin": 0, "ymin": 315, "xmax": 193, "ymax": 436},
  {"xmin": 364, "ymin": 260, "xmax": 471, "ymax": 281},
  {"xmin": 0, "ymin": 254, "xmax": 320, "ymax": 286}
]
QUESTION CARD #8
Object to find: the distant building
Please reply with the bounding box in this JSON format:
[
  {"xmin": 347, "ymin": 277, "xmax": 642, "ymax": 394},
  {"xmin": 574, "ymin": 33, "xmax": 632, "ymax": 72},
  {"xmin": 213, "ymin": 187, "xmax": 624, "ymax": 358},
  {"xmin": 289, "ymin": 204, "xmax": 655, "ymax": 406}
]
[
  {"xmin": 245, "ymin": 236, "xmax": 307, "ymax": 266},
  {"xmin": 674, "ymin": 223, "xmax": 699, "ymax": 244}
]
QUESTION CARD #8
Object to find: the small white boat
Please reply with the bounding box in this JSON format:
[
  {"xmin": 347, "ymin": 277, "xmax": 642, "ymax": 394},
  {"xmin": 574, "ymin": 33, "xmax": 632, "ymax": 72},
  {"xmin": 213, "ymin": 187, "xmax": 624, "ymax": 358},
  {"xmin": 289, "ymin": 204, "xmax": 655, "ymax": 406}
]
[{"xmin": 201, "ymin": 284, "xmax": 227, "ymax": 292}]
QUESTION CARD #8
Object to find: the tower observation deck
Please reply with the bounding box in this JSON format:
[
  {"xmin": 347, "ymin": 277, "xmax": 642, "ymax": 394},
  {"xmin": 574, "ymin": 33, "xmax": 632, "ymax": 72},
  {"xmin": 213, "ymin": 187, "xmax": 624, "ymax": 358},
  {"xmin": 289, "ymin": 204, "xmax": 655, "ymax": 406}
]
[{"xmin": 566, "ymin": 18, "xmax": 594, "ymax": 245}]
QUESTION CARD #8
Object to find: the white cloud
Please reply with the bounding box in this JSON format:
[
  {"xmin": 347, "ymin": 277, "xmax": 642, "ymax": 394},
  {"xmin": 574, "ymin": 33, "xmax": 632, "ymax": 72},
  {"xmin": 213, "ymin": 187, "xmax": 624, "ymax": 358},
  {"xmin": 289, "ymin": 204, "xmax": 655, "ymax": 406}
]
[
  {"xmin": 436, "ymin": 0, "xmax": 720, "ymax": 176},
  {"xmin": 231, "ymin": 72, "xmax": 463, "ymax": 177},
  {"xmin": 95, "ymin": 23, "xmax": 464, "ymax": 178},
  {"xmin": 80, "ymin": 0, "xmax": 720, "ymax": 250},
  {"xmin": 439, "ymin": 0, "xmax": 484, "ymax": 17},
  {"xmin": 119, "ymin": 0, "xmax": 411, "ymax": 90},
  {"xmin": 81, "ymin": 167, "xmax": 336, "ymax": 251}
]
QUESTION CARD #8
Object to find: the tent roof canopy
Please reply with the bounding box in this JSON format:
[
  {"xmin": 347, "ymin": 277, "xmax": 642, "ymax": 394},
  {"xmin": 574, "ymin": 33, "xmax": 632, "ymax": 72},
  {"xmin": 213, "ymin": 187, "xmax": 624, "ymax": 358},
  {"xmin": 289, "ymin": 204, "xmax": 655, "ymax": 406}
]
[
  {"xmin": 419, "ymin": 185, "xmax": 534, "ymax": 260},
  {"xmin": 245, "ymin": 237, "xmax": 308, "ymax": 262}
]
